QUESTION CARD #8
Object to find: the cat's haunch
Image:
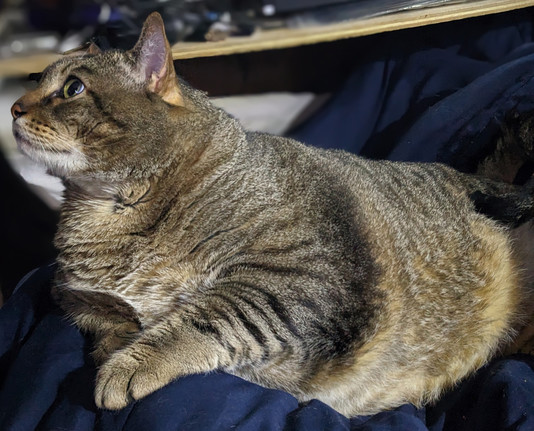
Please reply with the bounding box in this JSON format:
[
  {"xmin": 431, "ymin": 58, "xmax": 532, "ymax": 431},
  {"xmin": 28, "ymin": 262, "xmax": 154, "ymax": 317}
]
[{"xmin": 12, "ymin": 11, "xmax": 534, "ymax": 416}]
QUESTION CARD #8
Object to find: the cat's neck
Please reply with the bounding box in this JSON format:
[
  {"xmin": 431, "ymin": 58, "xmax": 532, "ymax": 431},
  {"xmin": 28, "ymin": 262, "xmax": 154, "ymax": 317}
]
[{"xmin": 58, "ymin": 115, "xmax": 245, "ymax": 237}]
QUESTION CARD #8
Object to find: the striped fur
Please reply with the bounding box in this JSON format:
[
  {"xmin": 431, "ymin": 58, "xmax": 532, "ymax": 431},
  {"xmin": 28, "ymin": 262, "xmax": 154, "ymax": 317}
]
[{"xmin": 11, "ymin": 12, "xmax": 534, "ymax": 416}]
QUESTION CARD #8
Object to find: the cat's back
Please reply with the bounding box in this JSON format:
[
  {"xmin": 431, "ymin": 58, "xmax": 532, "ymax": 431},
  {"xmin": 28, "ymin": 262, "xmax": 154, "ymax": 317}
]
[
  {"xmin": 245, "ymin": 130, "xmax": 475, "ymax": 228},
  {"xmin": 241, "ymin": 130, "xmax": 521, "ymax": 320}
]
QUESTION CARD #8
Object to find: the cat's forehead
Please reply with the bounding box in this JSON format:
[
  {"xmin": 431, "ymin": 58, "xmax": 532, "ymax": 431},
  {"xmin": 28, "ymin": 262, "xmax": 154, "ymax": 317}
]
[{"xmin": 40, "ymin": 50, "xmax": 133, "ymax": 84}]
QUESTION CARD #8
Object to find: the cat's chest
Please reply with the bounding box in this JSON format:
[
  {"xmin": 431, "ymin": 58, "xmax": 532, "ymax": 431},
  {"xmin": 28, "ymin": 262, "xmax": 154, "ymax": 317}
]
[
  {"xmin": 56, "ymin": 189, "xmax": 234, "ymax": 324},
  {"xmin": 58, "ymin": 235, "xmax": 215, "ymax": 325}
]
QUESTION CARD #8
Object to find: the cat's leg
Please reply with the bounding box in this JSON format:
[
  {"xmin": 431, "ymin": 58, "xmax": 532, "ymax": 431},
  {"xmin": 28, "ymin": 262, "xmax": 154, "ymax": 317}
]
[
  {"xmin": 94, "ymin": 314, "xmax": 233, "ymax": 410},
  {"xmin": 52, "ymin": 284, "xmax": 141, "ymax": 364},
  {"xmin": 91, "ymin": 320, "xmax": 141, "ymax": 365}
]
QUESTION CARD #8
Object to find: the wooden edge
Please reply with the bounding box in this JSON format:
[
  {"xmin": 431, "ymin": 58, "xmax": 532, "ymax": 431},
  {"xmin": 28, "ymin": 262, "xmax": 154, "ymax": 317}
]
[
  {"xmin": 0, "ymin": 0, "xmax": 533, "ymax": 76},
  {"xmin": 171, "ymin": 0, "xmax": 534, "ymax": 59},
  {"xmin": 0, "ymin": 52, "xmax": 61, "ymax": 78}
]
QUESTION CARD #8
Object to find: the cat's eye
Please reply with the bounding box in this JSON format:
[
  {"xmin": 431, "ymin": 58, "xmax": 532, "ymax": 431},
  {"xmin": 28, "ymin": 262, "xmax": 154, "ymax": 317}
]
[{"xmin": 63, "ymin": 78, "xmax": 85, "ymax": 99}]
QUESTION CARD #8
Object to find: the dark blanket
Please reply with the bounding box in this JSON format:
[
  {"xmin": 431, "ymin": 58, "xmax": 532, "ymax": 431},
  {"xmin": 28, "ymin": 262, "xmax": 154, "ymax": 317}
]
[{"xmin": 2, "ymin": 8, "xmax": 534, "ymax": 431}]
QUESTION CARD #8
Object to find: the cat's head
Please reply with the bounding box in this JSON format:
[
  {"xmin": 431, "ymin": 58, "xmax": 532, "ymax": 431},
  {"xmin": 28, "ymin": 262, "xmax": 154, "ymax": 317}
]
[{"xmin": 11, "ymin": 12, "xmax": 188, "ymax": 181}]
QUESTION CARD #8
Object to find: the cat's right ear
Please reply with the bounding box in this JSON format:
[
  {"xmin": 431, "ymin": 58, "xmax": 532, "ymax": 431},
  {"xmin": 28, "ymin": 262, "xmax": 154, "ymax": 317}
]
[{"xmin": 130, "ymin": 12, "xmax": 184, "ymax": 107}]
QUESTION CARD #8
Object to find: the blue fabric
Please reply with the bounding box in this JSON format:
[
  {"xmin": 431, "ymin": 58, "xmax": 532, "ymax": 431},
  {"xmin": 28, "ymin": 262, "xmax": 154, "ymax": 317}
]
[
  {"xmin": 292, "ymin": 9, "xmax": 534, "ymax": 171},
  {"xmin": 3, "ymin": 8, "xmax": 534, "ymax": 431}
]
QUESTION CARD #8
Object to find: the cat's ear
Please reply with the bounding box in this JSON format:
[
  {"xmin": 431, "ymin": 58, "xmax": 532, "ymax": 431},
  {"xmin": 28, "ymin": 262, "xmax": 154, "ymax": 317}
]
[
  {"xmin": 130, "ymin": 12, "xmax": 183, "ymax": 107},
  {"xmin": 63, "ymin": 41, "xmax": 102, "ymax": 56},
  {"xmin": 87, "ymin": 42, "xmax": 102, "ymax": 55}
]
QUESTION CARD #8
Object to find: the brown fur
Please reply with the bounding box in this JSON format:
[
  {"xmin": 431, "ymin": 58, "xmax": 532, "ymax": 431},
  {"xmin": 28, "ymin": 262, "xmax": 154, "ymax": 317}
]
[
  {"xmin": 476, "ymin": 111, "xmax": 534, "ymax": 356},
  {"xmin": 11, "ymin": 12, "xmax": 534, "ymax": 416}
]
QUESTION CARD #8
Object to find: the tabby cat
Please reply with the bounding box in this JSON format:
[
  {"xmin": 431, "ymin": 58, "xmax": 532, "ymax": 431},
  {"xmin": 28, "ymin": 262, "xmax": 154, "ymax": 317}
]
[{"xmin": 11, "ymin": 12, "xmax": 534, "ymax": 416}]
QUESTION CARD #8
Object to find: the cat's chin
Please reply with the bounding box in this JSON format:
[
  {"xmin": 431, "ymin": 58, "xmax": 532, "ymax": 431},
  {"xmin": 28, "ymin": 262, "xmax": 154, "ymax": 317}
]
[{"xmin": 13, "ymin": 128, "xmax": 87, "ymax": 178}]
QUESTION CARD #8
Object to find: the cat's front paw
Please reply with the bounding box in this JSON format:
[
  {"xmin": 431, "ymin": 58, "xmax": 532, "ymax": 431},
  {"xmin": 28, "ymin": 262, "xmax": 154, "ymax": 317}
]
[{"xmin": 95, "ymin": 348, "xmax": 173, "ymax": 410}]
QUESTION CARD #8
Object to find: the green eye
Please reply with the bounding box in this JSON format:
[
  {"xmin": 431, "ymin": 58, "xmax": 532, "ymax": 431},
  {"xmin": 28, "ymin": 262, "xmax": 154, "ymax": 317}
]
[{"xmin": 63, "ymin": 78, "xmax": 85, "ymax": 98}]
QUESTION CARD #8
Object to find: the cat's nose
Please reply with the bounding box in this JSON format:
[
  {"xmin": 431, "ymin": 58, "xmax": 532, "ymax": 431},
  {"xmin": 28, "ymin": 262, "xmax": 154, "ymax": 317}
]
[{"xmin": 11, "ymin": 102, "xmax": 26, "ymax": 120}]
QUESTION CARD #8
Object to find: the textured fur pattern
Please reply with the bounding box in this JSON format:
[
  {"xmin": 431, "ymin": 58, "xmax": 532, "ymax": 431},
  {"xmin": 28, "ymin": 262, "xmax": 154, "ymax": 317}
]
[{"xmin": 11, "ymin": 13, "xmax": 534, "ymax": 416}]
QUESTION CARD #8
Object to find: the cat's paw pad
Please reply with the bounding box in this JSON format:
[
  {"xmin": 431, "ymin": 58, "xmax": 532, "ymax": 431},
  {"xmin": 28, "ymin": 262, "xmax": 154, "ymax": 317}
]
[{"xmin": 95, "ymin": 350, "xmax": 170, "ymax": 410}]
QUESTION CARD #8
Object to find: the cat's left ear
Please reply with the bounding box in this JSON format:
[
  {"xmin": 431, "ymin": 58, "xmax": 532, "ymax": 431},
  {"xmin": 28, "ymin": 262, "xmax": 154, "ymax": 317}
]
[
  {"xmin": 63, "ymin": 41, "xmax": 102, "ymax": 56},
  {"xmin": 130, "ymin": 12, "xmax": 183, "ymax": 107}
]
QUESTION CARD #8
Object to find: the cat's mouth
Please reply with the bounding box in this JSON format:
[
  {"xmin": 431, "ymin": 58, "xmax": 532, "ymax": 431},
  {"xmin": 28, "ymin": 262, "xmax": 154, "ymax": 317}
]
[
  {"xmin": 13, "ymin": 123, "xmax": 86, "ymax": 176},
  {"xmin": 13, "ymin": 125, "xmax": 68, "ymax": 157},
  {"xmin": 13, "ymin": 127, "xmax": 39, "ymax": 157}
]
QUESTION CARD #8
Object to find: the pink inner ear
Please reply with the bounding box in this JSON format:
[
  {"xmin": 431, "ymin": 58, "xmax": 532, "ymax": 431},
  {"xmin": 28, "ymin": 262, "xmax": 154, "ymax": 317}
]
[
  {"xmin": 132, "ymin": 12, "xmax": 183, "ymax": 106},
  {"xmin": 140, "ymin": 29, "xmax": 167, "ymax": 81}
]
